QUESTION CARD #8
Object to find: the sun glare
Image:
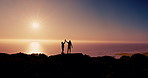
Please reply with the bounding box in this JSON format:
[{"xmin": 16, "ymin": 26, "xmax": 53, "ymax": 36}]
[{"xmin": 32, "ymin": 22, "xmax": 39, "ymax": 28}]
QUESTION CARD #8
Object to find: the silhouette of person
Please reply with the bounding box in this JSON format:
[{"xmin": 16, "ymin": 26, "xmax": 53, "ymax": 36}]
[
  {"xmin": 61, "ymin": 41, "xmax": 65, "ymax": 54},
  {"xmin": 66, "ymin": 40, "xmax": 73, "ymax": 54}
]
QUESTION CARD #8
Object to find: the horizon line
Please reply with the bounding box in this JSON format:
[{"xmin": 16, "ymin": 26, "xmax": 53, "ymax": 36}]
[{"xmin": 0, "ymin": 39, "xmax": 148, "ymax": 43}]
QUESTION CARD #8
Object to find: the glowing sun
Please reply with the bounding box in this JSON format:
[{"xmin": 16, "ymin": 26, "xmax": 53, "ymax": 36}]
[{"xmin": 32, "ymin": 22, "xmax": 39, "ymax": 28}]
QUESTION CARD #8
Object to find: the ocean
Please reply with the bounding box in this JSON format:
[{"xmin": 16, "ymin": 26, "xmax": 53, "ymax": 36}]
[{"xmin": 0, "ymin": 40, "xmax": 148, "ymax": 57}]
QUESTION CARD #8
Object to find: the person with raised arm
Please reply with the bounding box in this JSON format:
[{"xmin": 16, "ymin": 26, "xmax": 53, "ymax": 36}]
[{"xmin": 66, "ymin": 40, "xmax": 73, "ymax": 54}]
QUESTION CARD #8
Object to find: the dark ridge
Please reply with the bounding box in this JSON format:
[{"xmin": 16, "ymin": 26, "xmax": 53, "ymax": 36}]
[{"xmin": 0, "ymin": 52, "xmax": 147, "ymax": 78}]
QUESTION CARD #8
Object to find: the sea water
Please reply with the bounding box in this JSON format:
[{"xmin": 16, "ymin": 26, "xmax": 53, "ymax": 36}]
[{"xmin": 0, "ymin": 40, "xmax": 148, "ymax": 57}]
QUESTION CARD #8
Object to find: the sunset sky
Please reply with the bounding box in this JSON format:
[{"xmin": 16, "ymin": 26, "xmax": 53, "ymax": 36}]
[{"xmin": 0, "ymin": 0, "xmax": 148, "ymax": 43}]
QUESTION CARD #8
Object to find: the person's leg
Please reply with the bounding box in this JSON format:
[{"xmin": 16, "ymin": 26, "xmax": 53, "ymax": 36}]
[
  {"xmin": 61, "ymin": 51, "xmax": 63, "ymax": 54},
  {"xmin": 70, "ymin": 48, "xmax": 71, "ymax": 53},
  {"xmin": 67, "ymin": 48, "xmax": 69, "ymax": 54},
  {"xmin": 62, "ymin": 48, "xmax": 64, "ymax": 54}
]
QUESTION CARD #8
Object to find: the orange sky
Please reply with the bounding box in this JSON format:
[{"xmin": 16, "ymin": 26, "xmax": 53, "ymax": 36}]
[{"xmin": 0, "ymin": 0, "xmax": 148, "ymax": 43}]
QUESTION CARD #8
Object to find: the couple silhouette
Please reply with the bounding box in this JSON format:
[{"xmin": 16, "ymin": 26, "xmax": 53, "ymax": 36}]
[{"xmin": 61, "ymin": 39, "xmax": 73, "ymax": 54}]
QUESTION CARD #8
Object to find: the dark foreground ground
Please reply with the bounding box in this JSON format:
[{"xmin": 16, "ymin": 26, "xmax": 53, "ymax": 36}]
[{"xmin": 0, "ymin": 53, "xmax": 148, "ymax": 78}]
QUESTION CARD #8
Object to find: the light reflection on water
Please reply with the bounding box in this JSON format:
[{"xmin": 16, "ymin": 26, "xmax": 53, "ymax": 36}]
[{"xmin": 27, "ymin": 42, "xmax": 44, "ymax": 54}]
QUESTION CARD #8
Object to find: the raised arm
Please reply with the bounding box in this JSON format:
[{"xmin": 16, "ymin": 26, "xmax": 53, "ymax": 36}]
[{"xmin": 64, "ymin": 39, "xmax": 67, "ymax": 43}]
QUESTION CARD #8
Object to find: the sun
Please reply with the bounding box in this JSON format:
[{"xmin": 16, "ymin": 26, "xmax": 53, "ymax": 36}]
[{"xmin": 32, "ymin": 22, "xmax": 39, "ymax": 28}]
